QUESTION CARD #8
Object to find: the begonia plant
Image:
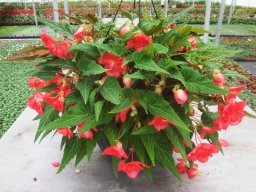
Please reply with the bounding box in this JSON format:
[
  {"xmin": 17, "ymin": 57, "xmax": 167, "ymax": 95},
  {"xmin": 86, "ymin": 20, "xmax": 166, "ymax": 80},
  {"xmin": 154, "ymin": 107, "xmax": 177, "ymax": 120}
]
[{"xmin": 24, "ymin": 6, "xmax": 253, "ymax": 180}]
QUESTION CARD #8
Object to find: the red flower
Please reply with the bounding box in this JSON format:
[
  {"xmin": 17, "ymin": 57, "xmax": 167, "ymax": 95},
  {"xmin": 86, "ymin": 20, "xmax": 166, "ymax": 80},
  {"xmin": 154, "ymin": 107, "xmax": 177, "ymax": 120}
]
[
  {"xmin": 28, "ymin": 77, "xmax": 50, "ymax": 89},
  {"xmin": 117, "ymin": 161, "xmax": 149, "ymax": 179},
  {"xmin": 126, "ymin": 34, "xmax": 152, "ymax": 52},
  {"xmin": 40, "ymin": 30, "xmax": 73, "ymax": 59},
  {"xmin": 176, "ymin": 159, "xmax": 187, "ymax": 174},
  {"xmin": 76, "ymin": 121, "xmax": 95, "ymax": 140},
  {"xmin": 74, "ymin": 26, "xmax": 85, "ymax": 42},
  {"xmin": 187, "ymin": 143, "xmax": 219, "ymax": 163},
  {"xmin": 227, "ymin": 84, "xmax": 246, "ymax": 102},
  {"xmin": 188, "ymin": 36, "xmax": 197, "ymax": 48},
  {"xmin": 27, "ymin": 92, "xmax": 45, "ymax": 115},
  {"xmin": 174, "ymin": 89, "xmax": 188, "ymax": 105},
  {"xmin": 97, "ymin": 52, "xmax": 126, "ymax": 78},
  {"xmin": 187, "ymin": 164, "xmax": 198, "ymax": 179},
  {"xmin": 102, "ymin": 142, "xmax": 128, "ymax": 159},
  {"xmin": 44, "ymin": 96, "xmax": 64, "ymax": 112},
  {"xmin": 168, "ymin": 23, "xmax": 177, "ymax": 29},
  {"xmin": 120, "ymin": 24, "xmax": 131, "ymax": 35},
  {"xmin": 57, "ymin": 127, "xmax": 74, "ymax": 139},
  {"xmin": 147, "ymin": 116, "xmax": 171, "ymax": 131},
  {"xmin": 115, "ymin": 108, "xmax": 130, "ymax": 123},
  {"xmin": 213, "ymin": 71, "xmax": 226, "ymax": 86},
  {"xmin": 200, "ymin": 126, "xmax": 216, "ymax": 139}
]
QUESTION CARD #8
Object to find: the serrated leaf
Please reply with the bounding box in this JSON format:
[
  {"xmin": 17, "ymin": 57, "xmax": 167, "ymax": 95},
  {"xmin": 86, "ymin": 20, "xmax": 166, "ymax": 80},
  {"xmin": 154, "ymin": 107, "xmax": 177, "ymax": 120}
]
[
  {"xmin": 153, "ymin": 43, "xmax": 168, "ymax": 54},
  {"xmin": 69, "ymin": 44, "xmax": 100, "ymax": 58},
  {"xmin": 104, "ymin": 124, "xmax": 119, "ymax": 145},
  {"xmin": 77, "ymin": 59, "xmax": 106, "ymax": 75},
  {"xmin": 42, "ymin": 103, "xmax": 88, "ymax": 131},
  {"xmin": 154, "ymin": 135, "xmax": 181, "ymax": 180},
  {"xmin": 163, "ymin": 7, "xmax": 193, "ymax": 27},
  {"xmin": 181, "ymin": 68, "xmax": 230, "ymax": 94},
  {"xmin": 202, "ymin": 112, "xmax": 219, "ymax": 127},
  {"xmin": 100, "ymin": 76, "xmax": 121, "ymax": 105},
  {"xmin": 125, "ymin": 71, "xmax": 154, "ymax": 80},
  {"xmin": 112, "ymin": 157, "xmax": 119, "ymax": 178},
  {"xmin": 35, "ymin": 105, "xmax": 59, "ymax": 142},
  {"xmin": 120, "ymin": 116, "xmax": 134, "ymax": 138},
  {"xmin": 146, "ymin": 91, "xmax": 190, "ymax": 132},
  {"xmin": 141, "ymin": 135, "xmax": 155, "ymax": 165},
  {"xmin": 95, "ymin": 101, "xmax": 104, "ymax": 122},
  {"xmin": 57, "ymin": 138, "xmax": 81, "ymax": 173},
  {"xmin": 131, "ymin": 126, "xmax": 157, "ymax": 135},
  {"xmin": 166, "ymin": 127, "xmax": 187, "ymax": 161},
  {"xmin": 77, "ymin": 78, "xmax": 94, "ymax": 105},
  {"xmin": 107, "ymin": 0, "xmax": 133, "ymax": 20},
  {"xmin": 75, "ymin": 140, "xmax": 87, "ymax": 166},
  {"xmin": 39, "ymin": 17, "xmax": 74, "ymax": 37},
  {"xmin": 207, "ymin": 132, "xmax": 223, "ymax": 154},
  {"xmin": 110, "ymin": 99, "xmax": 130, "ymax": 113},
  {"xmin": 132, "ymin": 52, "xmax": 169, "ymax": 75}
]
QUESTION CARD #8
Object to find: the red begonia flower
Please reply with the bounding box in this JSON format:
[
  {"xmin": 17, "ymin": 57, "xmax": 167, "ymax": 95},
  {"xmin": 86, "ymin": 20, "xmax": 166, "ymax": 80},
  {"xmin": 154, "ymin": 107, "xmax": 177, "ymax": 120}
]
[
  {"xmin": 57, "ymin": 127, "xmax": 74, "ymax": 139},
  {"xmin": 126, "ymin": 34, "xmax": 152, "ymax": 52},
  {"xmin": 188, "ymin": 36, "xmax": 197, "ymax": 48},
  {"xmin": 28, "ymin": 77, "xmax": 50, "ymax": 89},
  {"xmin": 187, "ymin": 143, "xmax": 220, "ymax": 163},
  {"xmin": 74, "ymin": 26, "xmax": 85, "ymax": 42},
  {"xmin": 227, "ymin": 84, "xmax": 246, "ymax": 102},
  {"xmin": 102, "ymin": 142, "xmax": 128, "ymax": 159},
  {"xmin": 213, "ymin": 72, "xmax": 226, "ymax": 86},
  {"xmin": 174, "ymin": 89, "xmax": 188, "ymax": 105},
  {"xmin": 44, "ymin": 96, "xmax": 64, "ymax": 112},
  {"xmin": 147, "ymin": 116, "xmax": 170, "ymax": 131},
  {"xmin": 115, "ymin": 108, "xmax": 130, "ymax": 123},
  {"xmin": 200, "ymin": 126, "xmax": 216, "ymax": 139},
  {"xmin": 187, "ymin": 164, "xmax": 198, "ymax": 179},
  {"xmin": 176, "ymin": 159, "xmax": 187, "ymax": 174},
  {"xmin": 97, "ymin": 52, "xmax": 126, "ymax": 78},
  {"xmin": 27, "ymin": 92, "xmax": 45, "ymax": 115},
  {"xmin": 117, "ymin": 161, "xmax": 149, "ymax": 179},
  {"xmin": 76, "ymin": 121, "xmax": 95, "ymax": 140},
  {"xmin": 168, "ymin": 23, "xmax": 177, "ymax": 29}
]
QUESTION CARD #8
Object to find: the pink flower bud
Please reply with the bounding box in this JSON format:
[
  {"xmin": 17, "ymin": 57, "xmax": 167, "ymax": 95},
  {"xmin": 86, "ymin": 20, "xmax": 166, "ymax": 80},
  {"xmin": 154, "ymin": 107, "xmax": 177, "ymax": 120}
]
[
  {"xmin": 214, "ymin": 72, "xmax": 226, "ymax": 86},
  {"xmin": 74, "ymin": 26, "xmax": 85, "ymax": 42},
  {"xmin": 79, "ymin": 130, "xmax": 94, "ymax": 140},
  {"xmin": 120, "ymin": 24, "xmax": 131, "ymax": 35},
  {"xmin": 174, "ymin": 89, "xmax": 188, "ymax": 105},
  {"xmin": 123, "ymin": 77, "xmax": 132, "ymax": 88}
]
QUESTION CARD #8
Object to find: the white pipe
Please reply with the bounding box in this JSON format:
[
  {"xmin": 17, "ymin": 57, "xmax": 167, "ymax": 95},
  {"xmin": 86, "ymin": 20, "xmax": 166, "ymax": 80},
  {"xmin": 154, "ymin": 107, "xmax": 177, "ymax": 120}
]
[
  {"xmin": 165, "ymin": 0, "xmax": 168, "ymax": 18},
  {"xmin": 32, "ymin": 0, "xmax": 38, "ymax": 26},
  {"xmin": 215, "ymin": 0, "xmax": 226, "ymax": 46},
  {"xmin": 64, "ymin": 0, "xmax": 69, "ymax": 23},
  {"xmin": 203, "ymin": 0, "xmax": 212, "ymax": 43},
  {"xmin": 52, "ymin": 0, "xmax": 59, "ymax": 22},
  {"xmin": 97, "ymin": 0, "xmax": 102, "ymax": 18}
]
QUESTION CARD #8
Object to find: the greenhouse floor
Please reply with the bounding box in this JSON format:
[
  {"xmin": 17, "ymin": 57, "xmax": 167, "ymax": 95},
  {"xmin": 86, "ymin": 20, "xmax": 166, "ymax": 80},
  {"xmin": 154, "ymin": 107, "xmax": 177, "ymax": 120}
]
[{"xmin": 0, "ymin": 107, "xmax": 256, "ymax": 192}]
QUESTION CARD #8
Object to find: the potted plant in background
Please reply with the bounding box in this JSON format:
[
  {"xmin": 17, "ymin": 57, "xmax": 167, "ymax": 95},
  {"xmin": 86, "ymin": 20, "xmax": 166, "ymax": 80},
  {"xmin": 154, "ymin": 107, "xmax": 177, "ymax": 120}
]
[{"xmin": 23, "ymin": 3, "xmax": 253, "ymax": 180}]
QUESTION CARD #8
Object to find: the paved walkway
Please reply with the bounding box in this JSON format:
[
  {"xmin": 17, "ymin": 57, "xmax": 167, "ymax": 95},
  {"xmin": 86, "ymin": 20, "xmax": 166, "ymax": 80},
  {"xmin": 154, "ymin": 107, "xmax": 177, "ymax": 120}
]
[
  {"xmin": 238, "ymin": 61, "xmax": 256, "ymax": 77},
  {"xmin": 0, "ymin": 106, "xmax": 256, "ymax": 192}
]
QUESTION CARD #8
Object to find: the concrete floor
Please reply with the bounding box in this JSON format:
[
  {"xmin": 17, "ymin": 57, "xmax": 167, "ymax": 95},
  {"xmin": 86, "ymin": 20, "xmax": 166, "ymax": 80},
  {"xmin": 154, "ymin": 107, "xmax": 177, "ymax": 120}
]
[
  {"xmin": 0, "ymin": 107, "xmax": 256, "ymax": 192},
  {"xmin": 238, "ymin": 62, "xmax": 256, "ymax": 77}
]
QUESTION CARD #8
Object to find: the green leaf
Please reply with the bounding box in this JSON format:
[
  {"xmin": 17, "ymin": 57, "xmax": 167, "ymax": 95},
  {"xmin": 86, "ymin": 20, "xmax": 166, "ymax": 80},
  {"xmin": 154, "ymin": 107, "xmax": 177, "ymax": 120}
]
[
  {"xmin": 79, "ymin": 115, "xmax": 97, "ymax": 133},
  {"xmin": 132, "ymin": 52, "xmax": 169, "ymax": 75},
  {"xmin": 29, "ymin": 66, "xmax": 60, "ymax": 80},
  {"xmin": 69, "ymin": 44, "xmax": 100, "ymax": 58},
  {"xmin": 246, "ymin": 111, "xmax": 256, "ymax": 119},
  {"xmin": 112, "ymin": 157, "xmax": 119, "ymax": 178},
  {"xmin": 39, "ymin": 17, "xmax": 74, "ymax": 37},
  {"xmin": 153, "ymin": 43, "xmax": 168, "ymax": 54},
  {"xmin": 110, "ymin": 99, "xmax": 130, "ymax": 113},
  {"xmin": 64, "ymin": 91, "xmax": 81, "ymax": 109},
  {"xmin": 107, "ymin": 0, "xmax": 133, "ymax": 20},
  {"xmin": 75, "ymin": 140, "xmax": 87, "ymax": 166},
  {"xmin": 120, "ymin": 116, "xmax": 134, "ymax": 138},
  {"xmin": 163, "ymin": 7, "xmax": 193, "ymax": 27},
  {"xmin": 131, "ymin": 126, "xmax": 157, "ymax": 135},
  {"xmin": 77, "ymin": 78, "xmax": 94, "ymax": 105},
  {"xmin": 139, "ymin": 19, "xmax": 162, "ymax": 35},
  {"xmin": 100, "ymin": 76, "xmax": 121, "ymax": 105},
  {"xmin": 181, "ymin": 68, "xmax": 230, "ymax": 95},
  {"xmin": 146, "ymin": 91, "xmax": 190, "ymax": 132},
  {"xmin": 154, "ymin": 135, "xmax": 181, "ymax": 180},
  {"xmin": 207, "ymin": 132, "xmax": 223, "ymax": 154},
  {"xmin": 57, "ymin": 138, "xmax": 81, "ymax": 173},
  {"xmin": 141, "ymin": 135, "xmax": 155, "ymax": 165},
  {"xmin": 166, "ymin": 127, "xmax": 187, "ymax": 161},
  {"xmin": 125, "ymin": 71, "xmax": 154, "ymax": 80},
  {"xmin": 202, "ymin": 112, "xmax": 219, "ymax": 127},
  {"xmin": 35, "ymin": 105, "xmax": 59, "ymax": 142},
  {"xmin": 95, "ymin": 101, "xmax": 104, "ymax": 122},
  {"xmin": 42, "ymin": 103, "xmax": 88, "ymax": 131},
  {"xmin": 104, "ymin": 124, "xmax": 118, "ymax": 145},
  {"xmin": 86, "ymin": 136, "xmax": 98, "ymax": 162},
  {"xmin": 77, "ymin": 59, "xmax": 106, "ymax": 75}
]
